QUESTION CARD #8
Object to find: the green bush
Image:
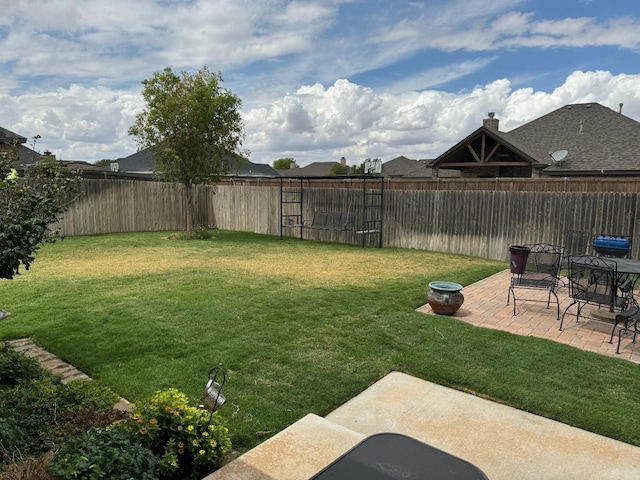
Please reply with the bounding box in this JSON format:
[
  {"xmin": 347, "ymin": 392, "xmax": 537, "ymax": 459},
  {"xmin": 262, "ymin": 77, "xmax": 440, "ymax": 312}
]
[
  {"xmin": 0, "ymin": 416, "xmax": 28, "ymax": 463},
  {"xmin": 48, "ymin": 427, "xmax": 159, "ymax": 480},
  {"xmin": 121, "ymin": 388, "xmax": 231, "ymax": 480},
  {"xmin": 0, "ymin": 347, "xmax": 46, "ymax": 387},
  {"xmin": 168, "ymin": 227, "xmax": 215, "ymax": 241},
  {"xmin": 57, "ymin": 380, "xmax": 120, "ymax": 411},
  {"xmin": 0, "ymin": 378, "xmax": 62, "ymax": 453},
  {"xmin": 0, "ymin": 376, "xmax": 125, "ymax": 458}
]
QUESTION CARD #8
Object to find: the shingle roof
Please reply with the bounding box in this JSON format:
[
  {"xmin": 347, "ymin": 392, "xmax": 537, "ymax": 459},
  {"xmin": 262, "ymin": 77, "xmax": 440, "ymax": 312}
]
[
  {"xmin": 0, "ymin": 126, "xmax": 27, "ymax": 144},
  {"xmin": 503, "ymin": 103, "xmax": 640, "ymax": 174},
  {"xmin": 116, "ymin": 148, "xmax": 156, "ymax": 173},
  {"xmin": 382, "ymin": 156, "xmax": 431, "ymax": 177},
  {"xmin": 0, "ymin": 126, "xmax": 37, "ymax": 165},
  {"xmin": 281, "ymin": 162, "xmax": 341, "ymax": 177},
  {"xmin": 430, "ymin": 103, "xmax": 640, "ymax": 176},
  {"xmin": 116, "ymin": 147, "xmax": 277, "ymax": 177},
  {"xmin": 235, "ymin": 161, "xmax": 278, "ymax": 177}
]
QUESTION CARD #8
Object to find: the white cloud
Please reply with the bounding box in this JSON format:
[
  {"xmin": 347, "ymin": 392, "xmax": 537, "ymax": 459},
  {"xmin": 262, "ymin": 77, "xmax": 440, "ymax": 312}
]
[
  {"xmin": 373, "ymin": 7, "xmax": 640, "ymax": 54},
  {"xmin": 2, "ymin": 1, "xmax": 640, "ymax": 166},
  {"xmin": 382, "ymin": 58, "xmax": 499, "ymax": 94},
  {"xmin": 1, "ymin": 0, "xmax": 343, "ymax": 89},
  {"xmin": 6, "ymin": 66, "xmax": 640, "ymax": 166},
  {"xmin": 5, "ymin": 84, "xmax": 143, "ymax": 160},
  {"xmin": 244, "ymin": 71, "xmax": 640, "ymax": 165}
]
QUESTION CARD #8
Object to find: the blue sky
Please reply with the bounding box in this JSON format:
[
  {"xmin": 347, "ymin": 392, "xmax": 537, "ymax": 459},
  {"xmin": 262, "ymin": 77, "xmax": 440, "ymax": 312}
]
[{"xmin": 2, "ymin": 0, "xmax": 640, "ymax": 166}]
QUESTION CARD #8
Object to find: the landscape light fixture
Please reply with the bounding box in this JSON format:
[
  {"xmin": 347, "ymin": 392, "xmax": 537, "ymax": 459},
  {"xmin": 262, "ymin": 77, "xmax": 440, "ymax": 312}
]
[{"xmin": 200, "ymin": 366, "xmax": 227, "ymax": 423}]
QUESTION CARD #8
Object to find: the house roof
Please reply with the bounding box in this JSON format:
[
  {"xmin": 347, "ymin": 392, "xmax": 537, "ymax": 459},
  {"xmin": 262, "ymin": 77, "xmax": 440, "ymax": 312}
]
[
  {"xmin": 115, "ymin": 148, "xmax": 156, "ymax": 174},
  {"xmin": 15, "ymin": 145, "xmax": 42, "ymax": 166},
  {"xmin": 116, "ymin": 147, "xmax": 277, "ymax": 177},
  {"xmin": 431, "ymin": 103, "xmax": 640, "ymax": 176},
  {"xmin": 430, "ymin": 125, "xmax": 545, "ymax": 169},
  {"xmin": 0, "ymin": 126, "xmax": 27, "ymax": 144},
  {"xmin": 280, "ymin": 161, "xmax": 342, "ymax": 177},
  {"xmin": 235, "ymin": 161, "xmax": 278, "ymax": 177},
  {"xmin": 0, "ymin": 126, "xmax": 39, "ymax": 165},
  {"xmin": 382, "ymin": 156, "xmax": 431, "ymax": 177},
  {"xmin": 504, "ymin": 103, "xmax": 640, "ymax": 175}
]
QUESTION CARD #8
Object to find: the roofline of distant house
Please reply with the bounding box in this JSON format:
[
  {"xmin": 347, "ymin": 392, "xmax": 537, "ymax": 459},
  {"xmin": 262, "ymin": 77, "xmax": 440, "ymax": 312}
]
[
  {"xmin": 276, "ymin": 174, "xmax": 382, "ymax": 180},
  {"xmin": 542, "ymin": 169, "xmax": 640, "ymax": 177}
]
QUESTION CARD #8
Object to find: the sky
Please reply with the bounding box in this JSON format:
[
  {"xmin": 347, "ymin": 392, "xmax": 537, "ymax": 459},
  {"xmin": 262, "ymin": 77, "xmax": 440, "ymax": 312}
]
[{"xmin": 2, "ymin": 0, "xmax": 640, "ymax": 167}]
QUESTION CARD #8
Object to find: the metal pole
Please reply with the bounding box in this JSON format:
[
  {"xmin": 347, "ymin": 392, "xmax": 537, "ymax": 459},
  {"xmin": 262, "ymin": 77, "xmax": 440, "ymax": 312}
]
[{"xmin": 379, "ymin": 176, "xmax": 384, "ymax": 248}]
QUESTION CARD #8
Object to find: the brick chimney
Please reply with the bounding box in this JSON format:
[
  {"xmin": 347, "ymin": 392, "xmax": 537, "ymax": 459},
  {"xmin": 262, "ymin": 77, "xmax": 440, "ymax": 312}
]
[
  {"xmin": 340, "ymin": 156, "xmax": 346, "ymax": 166},
  {"xmin": 483, "ymin": 112, "xmax": 499, "ymax": 130}
]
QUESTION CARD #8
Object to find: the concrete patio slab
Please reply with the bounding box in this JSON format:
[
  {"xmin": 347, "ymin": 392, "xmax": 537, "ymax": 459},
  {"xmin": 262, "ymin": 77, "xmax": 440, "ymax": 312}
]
[
  {"xmin": 325, "ymin": 371, "xmax": 640, "ymax": 480},
  {"xmin": 203, "ymin": 414, "xmax": 364, "ymax": 480}
]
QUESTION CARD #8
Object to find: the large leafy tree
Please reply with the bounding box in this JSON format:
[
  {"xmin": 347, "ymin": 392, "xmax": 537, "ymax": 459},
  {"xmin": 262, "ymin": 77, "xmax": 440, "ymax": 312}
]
[
  {"xmin": 0, "ymin": 143, "xmax": 80, "ymax": 280},
  {"xmin": 273, "ymin": 157, "xmax": 296, "ymax": 169},
  {"xmin": 129, "ymin": 66, "xmax": 245, "ymax": 233}
]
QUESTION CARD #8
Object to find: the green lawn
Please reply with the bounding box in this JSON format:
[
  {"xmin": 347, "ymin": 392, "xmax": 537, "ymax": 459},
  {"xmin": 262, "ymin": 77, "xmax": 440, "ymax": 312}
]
[{"xmin": 1, "ymin": 231, "xmax": 639, "ymax": 452}]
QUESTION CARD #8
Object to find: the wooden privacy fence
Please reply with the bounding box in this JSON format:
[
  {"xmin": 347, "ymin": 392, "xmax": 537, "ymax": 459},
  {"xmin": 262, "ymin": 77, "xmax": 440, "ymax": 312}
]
[
  {"xmin": 56, "ymin": 179, "xmax": 640, "ymax": 262},
  {"xmin": 219, "ymin": 176, "xmax": 640, "ymax": 193}
]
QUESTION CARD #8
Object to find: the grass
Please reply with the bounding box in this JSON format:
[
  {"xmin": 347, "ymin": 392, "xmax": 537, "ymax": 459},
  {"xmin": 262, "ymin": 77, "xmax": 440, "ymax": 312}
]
[{"xmin": 1, "ymin": 230, "xmax": 640, "ymax": 452}]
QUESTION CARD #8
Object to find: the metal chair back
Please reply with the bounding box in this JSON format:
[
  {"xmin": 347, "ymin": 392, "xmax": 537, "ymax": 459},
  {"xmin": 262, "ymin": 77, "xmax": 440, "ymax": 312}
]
[
  {"xmin": 567, "ymin": 255, "xmax": 618, "ymax": 308},
  {"xmin": 507, "ymin": 243, "xmax": 564, "ymax": 319},
  {"xmin": 520, "ymin": 243, "xmax": 564, "ymax": 287},
  {"xmin": 560, "ymin": 255, "xmax": 626, "ymax": 330}
]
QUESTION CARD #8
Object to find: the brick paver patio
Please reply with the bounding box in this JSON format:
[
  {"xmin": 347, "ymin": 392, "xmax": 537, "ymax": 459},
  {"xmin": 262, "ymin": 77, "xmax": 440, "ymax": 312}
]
[{"xmin": 418, "ymin": 269, "xmax": 640, "ymax": 364}]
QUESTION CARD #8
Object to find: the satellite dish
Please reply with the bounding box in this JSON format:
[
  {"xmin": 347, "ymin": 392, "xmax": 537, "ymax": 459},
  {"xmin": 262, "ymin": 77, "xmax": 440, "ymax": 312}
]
[{"xmin": 550, "ymin": 150, "xmax": 568, "ymax": 162}]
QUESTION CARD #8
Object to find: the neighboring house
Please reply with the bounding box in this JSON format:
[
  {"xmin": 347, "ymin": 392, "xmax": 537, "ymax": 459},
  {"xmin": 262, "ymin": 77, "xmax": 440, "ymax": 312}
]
[
  {"xmin": 381, "ymin": 155, "xmax": 460, "ymax": 178},
  {"xmin": 278, "ymin": 155, "xmax": 457, "ymax": 178},
  {"xmin": 430, "ymin": 103, "xmax": 640, "ymax": 177},
  {"xmin": 278, "ymin": 158, "xmax": 346, "ymax": 177},
  {"xmin": 382, "ymin": 156, "xmax": 430, "ymax": 177},
  {"xmin": 235, "ymin": 161, "xmax": 278, "ymax": 177},
  {"xmin": 112, "ymin": 148, "xmax": 155, "ymax": 174},
  {"xmin": 0, "ymin": 126, "xmax": 40, "ymax": 166},
  {"xmin": 114, "ymin": 147, "xmax": 277, "ymax": 177}
]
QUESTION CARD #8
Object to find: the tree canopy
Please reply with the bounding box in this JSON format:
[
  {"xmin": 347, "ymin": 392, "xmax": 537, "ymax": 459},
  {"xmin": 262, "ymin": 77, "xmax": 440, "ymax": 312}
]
[
  {"xmin": 0, "ymin": 144, "xmax": 80, "ymax": 280},
  {"xmin": 273, "ymin": 157, "xmax": 297, "ymax": 169},
  {"xmin": 129, "ymin": 66, "xmax": 245, "ymax": 233},
  {"xmin": 329, "ymin": 163, "xmax": 352, "ymax": 175}
]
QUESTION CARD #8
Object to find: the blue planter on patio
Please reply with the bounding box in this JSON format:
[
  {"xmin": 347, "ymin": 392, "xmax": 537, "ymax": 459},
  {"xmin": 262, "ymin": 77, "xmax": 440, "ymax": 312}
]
[{"xmin": 427, "ymin": 281, "xmax": 464, "ymax": 315}]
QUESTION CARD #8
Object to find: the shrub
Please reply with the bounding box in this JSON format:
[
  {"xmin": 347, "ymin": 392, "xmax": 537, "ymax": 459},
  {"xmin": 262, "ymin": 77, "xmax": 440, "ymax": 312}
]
[
  {"xmin": 121, "ymin": 388, "xmax": 231, "ymax": 480},
  {"xmin": 48, "ymin": 427, "xmax": 159, "ymax": 480},
  {"xmin": 0, "ymin": 378, "xmax": 62, "ymax": 454},
  {"xmin": 0, "ymin": 376, "xmax": 125, "ymax": 458},
  {"xmin": 0, "ymin": 417, "xmax": 28, "ymax": 465},
  {"xmin": 0, "ymin": 347, "xmax": 47, "ymax": 387},
  {"xmin": 168, "ymin": 227, "xmax": 215, "ymax": 241},
  {"xmin": 56, "ymin": 380, "xmax": 120, "ymax": 411},
  {"xmin": 192, "ymin": 227, "xmax": 215, "ymax": 240},
  {"xmin": 40, "ymin": 405, "xmax": 129, "ymax": 449}
]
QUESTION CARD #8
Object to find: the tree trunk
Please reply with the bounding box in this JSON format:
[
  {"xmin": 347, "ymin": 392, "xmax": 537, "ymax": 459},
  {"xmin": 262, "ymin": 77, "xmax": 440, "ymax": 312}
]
[{"xmin": 185, "ymin": 184, "xmax": 194, "ymax": 234}]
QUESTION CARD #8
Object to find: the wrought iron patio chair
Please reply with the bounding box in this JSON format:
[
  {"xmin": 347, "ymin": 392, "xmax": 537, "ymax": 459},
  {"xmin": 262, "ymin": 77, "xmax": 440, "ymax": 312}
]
[
  {"xmin": 615, "ymin": 306, "xmax": 640, "ymax": 354},
  {"xmin": 507, "ymin": 243, "xmax": 564, "ymax": 320},
  {"xmin": 560, "ymin": 255, "xmax": 629, "ymax": 332},
  {"xmin": 559, "ymin": 230, "xmax": 593, "ymax": 288}
]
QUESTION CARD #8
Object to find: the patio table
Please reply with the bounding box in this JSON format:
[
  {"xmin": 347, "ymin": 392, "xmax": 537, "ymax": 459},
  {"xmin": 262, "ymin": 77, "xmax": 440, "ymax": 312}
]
[
  {"xmin": 607, "ymin": 257, "xmax": 640, "ymax": 276},
  {"xmin": 565, "ymin": 256, "xmax": 640, "ymax": 329},
  {"xmin": 309, "ymin": 432, "xmax": 488, "ymax": 479},
  {"xmin": 567, "ymin": 256, "xmax": 640, "ymax": 292},
  {"xmin": 598, "ymin": 257, "xmax": 640, "ymax": 303}
]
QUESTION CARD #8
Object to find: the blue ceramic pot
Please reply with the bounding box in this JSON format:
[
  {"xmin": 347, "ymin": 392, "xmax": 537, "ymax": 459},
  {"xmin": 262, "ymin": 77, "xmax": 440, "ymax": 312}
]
[{"xmin": 427, "ymin": 281, "xmax": 464, "ymax": 315}]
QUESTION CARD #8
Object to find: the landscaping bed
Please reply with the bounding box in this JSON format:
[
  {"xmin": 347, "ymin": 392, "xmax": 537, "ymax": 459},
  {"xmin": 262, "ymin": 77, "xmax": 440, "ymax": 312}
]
[{"xmin": 0, "ymin": 345, "xmax": 231, "ymax": 480}]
